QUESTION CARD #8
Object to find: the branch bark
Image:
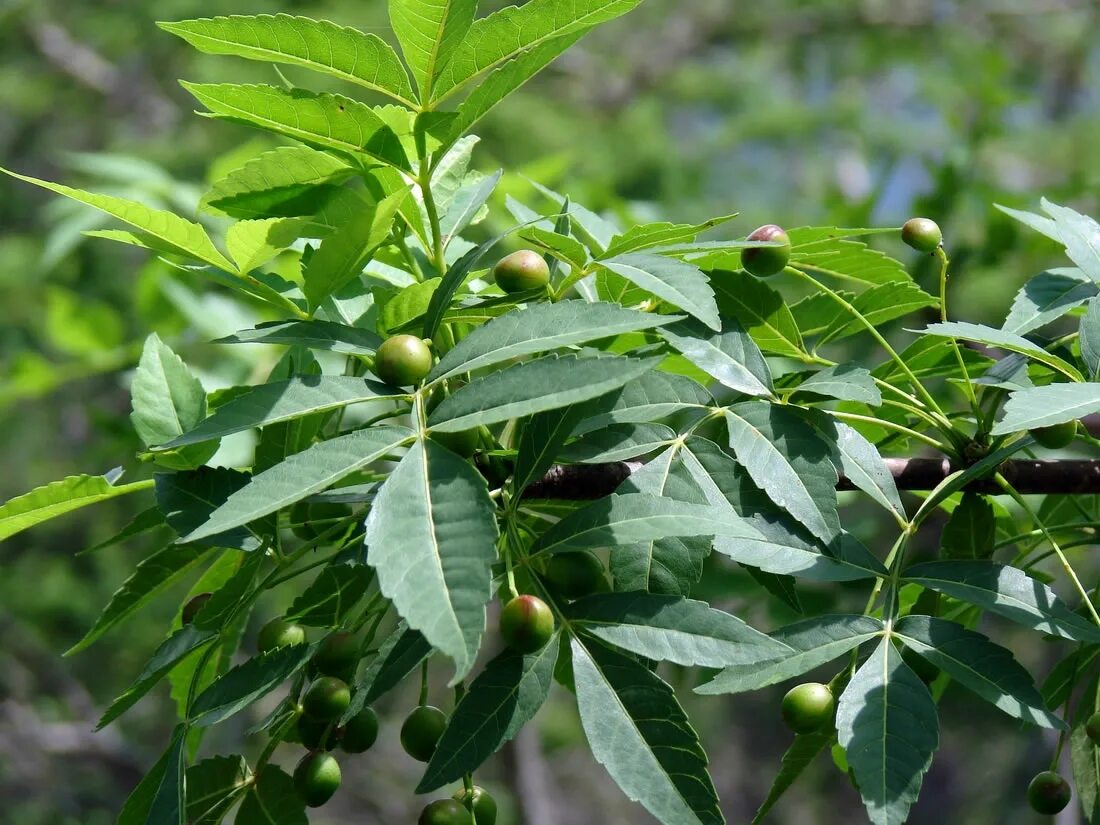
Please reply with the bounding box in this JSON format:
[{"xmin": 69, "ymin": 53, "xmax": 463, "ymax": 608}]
[{"xmin": 521, "ymin": 458, "xmax": 1100, "ymax": 499}]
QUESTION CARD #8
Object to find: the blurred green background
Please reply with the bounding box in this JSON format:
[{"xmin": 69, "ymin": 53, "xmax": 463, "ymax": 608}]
[{"xmin": 1, "ymin": 1, "xmax": 1098, "ymax": 823}]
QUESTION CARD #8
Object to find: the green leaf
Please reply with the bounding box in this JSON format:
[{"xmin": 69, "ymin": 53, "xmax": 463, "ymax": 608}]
[
  {"xmin": 565, "ymin": 593, "xmax": 786, "ymax": 667},
  {"xmin": 430, "ymin": 354, "xmax": 660, "ymax": 433},
  {"xmin": 599, "ymin": 253, "xmax": 720, "ymax": 330},
  {"xmin": 365, "ymin": 439, "xmax": 499, "ymax": 681},
  {"xmin": 389, "ymin": 0, "xmax": 476, "ymax": 100},
  {"xmin": 1002, "ymin": 268, "xmax": 1095, "ymax": 335},
  {"xmin": 711, "ymin": 269, "xmax": 806, "ymax": 358},
  {"xmin": 789, "ymin": 230, "xmax": 910, "ymax": 287},
  {"xmin": 661, "ymin": 319, "xmax": 773, "ymax": 397},
  {"xmin": 180, "ymin": 83, "xmax": 410, "ymax": 171},
  {"xmin": 1, "ymin": 168, "xmax": 235, "ymax": 271},
  {"xmin": 346, "ymin": 623, "xmax": 432, "ymax": 715},
  {"xmin": 903, "ymin": 560, "xmax": 1100, "ymax": 643},
  {"xmin": 991, "ymin": 383, "xmax": 1100, "ymax": 435},
  {"xmin": 559, "ymin": 423, "xmax": 675, "ymax": 463},
  {"xmin": 697, "ymin": 614, "xmax": 882, "ymax": 695},
  {"xmin": 235, "ymin": 765, "xmax": 307, "ymax": 825},
  {"xmin": 225, "ymin": 217, "xmax": 308, "ymax": 275},
  {"xmin": 190, "ymin": 642, "xmax": 314, "ymax": 726},
  {"xmin": 417, "ymin": 639, "xmax": 558, "ymax": 792},
  {"xmin": 921, "ymin": 321, "xmax": 1083, "ymax": 381},
  {"xmin": 750, "ymin": 725, "xmax": 835, "ymax": 825},
  {"xmin": 0, "ymin": 474, "xmax": 153, "ymax": 543},
  {"xmin": 440, "ymin": 170, "xmax": 501, "ymax": 246},
  {"xmin": 303, "ymin": 191, "xmax": 407, "ymax": 312},
  {"xmin": 67, "ymin": 545, "xmax": 211, "ymax": 655},
  {"xmin": 574, "ymin": 371, "xmax": 712, "ymax": 434},
  {"xmin": 82, "ymin": 506, "xmax": 166, "ymax": 555},
  {"xmin": 572, "ymin": 636, "xmax": 723, "ymax": 825},
  {"xmin": 603, "ymin": 215, "xmax": 738, "ymax": 258},
  {"xmin": 131, "ymin": 333, "xmax": 208, "ymax": 447},
  {"xmin": 818, "ymin": 281, "xmax": 937, "ymax": 344},
  {"xmin": 191, "ymin": 552, "xmax": 264, "ymax": 631},
  {"xmin": 163, "ymin": 376, "xmax": 406, "ymax": 448},
  {"xmin": 723, "ymin": 401, "xmax": 840, "ymax": 543},
  {"xmin": 217, "ymin": 319, "xmax": 382, "ymax": 356},
  {"xmin": 185, "ymin": 755, "xmax": 249, "ymax": 825},
  {"xmin": 512, "ymin": 396, "xmax": 616, "ymax": 498},
  {"xmin": 836, "ymin": 638, "xmax": 939, "ymax": 825},
  {"xmin": 1082, "ymin": 297, "xmax": 1100, "ymax": 381},
  {"xmin": 1041, "ymin": 198, "xmax": 1100, "ymax": 283},
  {"xmin": 792, "ymin": 365, "xmax": 881, "ymax": 405},
  {"xmin": 117, "ymin": 726, "xmax": 186, "ymax": 825},
  {"xmin": 181, "ymin": 426, "xmax": 414, "ymax": 543},
  {"xmin": 429, "ymin": 301, "xmax": 676, "ymax": 382},
  {"xmin": 940, "ymin": 492, "xmax": 995, "ymax": 559},
  {"xmin": 996, "ymin": 204, "xmax": 1060, "ymax": 242},
  {"xmin": 284, "ymin": 565, "xmax": 373, "ymax": 627},
  {"xmin": 894, "ymin": 615, "xmax": 1063, "ymax": 729},
  {"xmin": 1071, "ymin": 681, "xmax": 1100, "ymax": 824},
  {"xmin": 519, "ymin": 226, "xmax": 589, "ymax": 270},
  {"xmin": 422, "ymin": 232, "xmax": 502, "ymax": 340},
  {"xmin": 156, "ymin": 468, "xmax": 270, "ymax": 552},
  {"xmin": 160, "ymin": 14, "xmax": 416, "ymax": 105},
  {"xmin": 430, "ymin": 0, "xmax": 645, "ymax": 104}
]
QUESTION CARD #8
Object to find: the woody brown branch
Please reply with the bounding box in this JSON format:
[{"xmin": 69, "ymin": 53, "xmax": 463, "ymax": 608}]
[{"xmin": 521, "ymin": 458, "xmax": 1100, "ymax": 499}]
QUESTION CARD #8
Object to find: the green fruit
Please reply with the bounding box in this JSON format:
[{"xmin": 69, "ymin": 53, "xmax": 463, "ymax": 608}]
[
  {"xmin": 294, "ymin": 752, "xmax": 341, "ymax": 808},
  {"xmin": 1030, "ymin": 421, "xmax": 1077, "ymax": 450},
  {"xmin": 313, "ymin": 632, "xmax": 360, "ymax": 679},
  {"xmin": 257, "ymin": 618, "xmax": 306, "ymax": 653},
  {"xmin": 1027, "ymin": 770, "xmax": 1072, "ymax": 814},
  {"xmin": 493, "ymin": 249, "xmax": 550, "ymax": 294},
  {"xmin": 740, "ymin": 224, "xmax": 791, "ymax": 277},
  {"xmin": 181, "ymin": 593, "xmax": 212, "ymax": 625},
  {"xmin": 298, "ymin": 714, "xmax": 341, "ymax": 751},
  {"xmin": 418, "ymin": 799, "xmax": 469, "ymax": 825},
  {"xmin": 340, "ymin": 707, "xmax": 379, "ymax": 754},
  {"xmin": 453, "ymin": 785, "xmax": 497, "ymax": 825},
  {"xmin": 544, "ymin": 551, "xmax": 605, "ymax": 599},
  {"xmin": 432, "ymin": 427, "xmax": 481, "ymax": 458},
  {"xmin": 1086, "ymin": 712, "xmax": 1100, "ymax": 746},
  {"xmin": 374, "ymin": 334, "xmax": 433, "ymax": 386},
  {"xmin": 303, "ymin": 677, "xmax": 351, "ymax": 721},
  {"xmin": 400, "ymin": 705, "xmax": 448, "ymax": 762},
  {"xmin": 289, "ymin": 501, "xmax": 314, "ymax": 541},
  {"xmin": 901, "ymin": 217, "xmax": 942, "ymax": 253},
  {"xmin": 499, "ymin": 594, "xmax": 555, "ymax": 654},
  {"xmin": 781, "ymin": 682, "xmax": 834, "ymax": 734}
]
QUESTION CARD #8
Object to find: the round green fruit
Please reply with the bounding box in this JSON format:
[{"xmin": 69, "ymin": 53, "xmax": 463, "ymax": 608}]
[
  {"xmin": 257, "ymin": 618, "xmax": 306, "ymax": 653},
  {"xmin": 544, "ymin": 551, "xmax": 605, "ymax": 599},
  {"xmin": 374, "ymin": 334, "xmax": 433, "ymax": 386},
  {"xmin": 1027, "ymin": 770, "xmax": 1072, "ymax": 815},
  {"xmin": 418, "ymin": 799, "xmax": 469, "ymax": 825},
  {"xmin": 781, "ymin": 682, "xmax": 834, "ymax": 734},
  {"xmin": 303, "ymin": 677, "xmax": 351, "ymax": 721},
  {"xmin": 1087, "ymin": 711, "xmax": 1100, "ymax": 746},
  {"xmin": 901, "ymin": 217, "xmax": 942, "ymax": 253},
  {"xmin": 1030, "ymin": 421, "xmax": 1077, "ymax": 450},
  {"xmin": 340, "ymin": 707, "xmax": 379, "ymax": 754},
  {"xmin": 454, "ymin": 785, "xmax": 497, "ymax": 825},
  {"xmin": 181, "ymin": 593, "xmax": 212, "ymax": 625},
  {"xmin": 493, "ymin": 249, "xmax": 550, "ymax": 294},
  {"xmin": 740, "ymin": 224, "xmax": 791, "ymax": 278},
  {"xmin": 400, "ymin": 705, "xmax": 448, "ymax": 762},
  {"xmin": 294, "ymin": 752, "xmax": 341, "ymax": 808},
  {"xmin": 313, "ymin": 631, "xmax": 359, "ymax": 679},
  {"xmin": 298, "ymin": 714, "xmax": 340, "ymax": 751},
  {"xmin": 432, "ymin": 427, "xmax": 481, "ymax": 458},
  {"xmin": 500, "ymin": 594, "xmax": 555, "ymax": 654}
]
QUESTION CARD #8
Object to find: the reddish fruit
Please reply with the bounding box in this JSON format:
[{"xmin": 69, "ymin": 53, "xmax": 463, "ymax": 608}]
[
  {"xmin": 493, "ymin": 250, "xmax": 550, "ymax": 294},
  {"xmin": 400, "ymin": 705, "xmax": 448, "ymax": 762},
  {"xmin": 374, "ymin": 334, "xmax": 432, "ymax": 386},
  {"xmin": 740, "ymin": 224, "xmax": 791, "ymax": 277},
  {"xmin": 499, "ymin": 594, "xmax": 555, "ymax": 654},
  {"xmin": 901, "ymin": 217, "xmax": 942, "ymax": 253},
  {"xmin": 1027, "ymin": 770, "xmax": 1072, "ymax": 814},
  {"xmin": 303, "ymin": 677, "xmax": 351, "ymax": 721},
  {"xmin": 781, "ymin": 682, "xmax": 834, "ymax": 734}
]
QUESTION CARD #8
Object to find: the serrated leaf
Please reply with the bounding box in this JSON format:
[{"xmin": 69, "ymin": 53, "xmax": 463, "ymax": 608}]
[
  {"xmin": 1002, "ymin": 268, "xmax": 1095, "ymax": 334},
  {"xmin": 346, "ymin": 623, "xmax": 432, "ymax": 716},
  {"xmin": 389, "ymin": 0, "xmax": 475, "ymax": 99},
  {"xmin": 661, "ymin": 318, "xmax": 773, "ymax": 397},
  {"xmin": 181, "ymin": 426, "xmax": 414, "ymax": 543},
  {"xmin": 599, "ymin": 253, "xmax": 720, "ymax": 330},
  {"xmin": 603, "ymin": 215, "xmax": 737, "ymax": 258},
  {"xmin": 217, "ymin": 319, "xmax": 382, "ymax": 356},
  {"xmin": 940, "ymin": 492, "xmax": 995, "ymax": 559},
  {"xmin": 156, "ymin": 468, "xmax": 270, "ymax": 552},
  {"xmin": 565, "ymin": 593, "xmax": 785, "ymax": 667},
  {"xmin": 429, "ymin": 301, "xmax": 675, "ymax": 382},
  {"xmin": 67, "ymin": 545, "xmax": 211, "ymax": 655},
  {"xmin": 903, "ymin": 560, "xmax": 1100, "ymax": 643},
  {"xmin": 711, "ymin": 269, "xmax": 806, "ymax": 358},
  {"xmin": 190, "ymin": 642, "xmax": 313, "ymax": 726},
  {"xmin": 920, "ymin": 321, "xmax": 1082, "ymax": 380},
  {"xmin": 1071, "ymin": 682, "xmax": 1100, "ymax": 824},
  {"xmin": 417, "ymin": 638, "xmax": 558, "ymax": 792},
  {"xmin": 185, "ymin": 755, "xmax": 249, "ymax": 825},
  {"xmin": 430, "ymin": 354, "xmax": 660, "ymax": 433},
  {"xmin": 1, "ymin": 168, "xmax": 235, "ymax": 271},
  {"xmin": 1082, "ymin": 297, "xmax": 1100, "ymax": 381},
  {"xmin": 131, "ymin": 334, "xmax": 208, "ymax": 448},
  {"xmin": 789, "ymin": 230, "xmax": 910, "ymax": 287},
  {"xmin": 996, "ymin": 204, "xmax": 1060, "ymax": 242},
  {"xmin": 574, "ymin": 371, "xmax": 712, "ymax": 435},
  {"xmin": 181, "ymin": 83, "xmax": 410, "ymax": 171},
  {"xmin": 792, "ymin": 365, "xmax": 881, "ymax": 405},
  {"xmin": 225, "ymin": 217, "xmax": 308, "ymax": 275},
  {"xmin": 192, "ymin": 552, "xmax": 264, "ymax": 632},
  {"xmin": 819, "ymin": 281, "xmax": 937, "ymax": 344},
  {"xmin": 440, "ymin": 170, "xmax": 501, "ymax": 246},
  {"xmin": 163, "ymin": 376, "xmax": 406, "ymax": 448},
  {"xmin": 117, "ymin": 726, "xmax": 186, "ymax": 825},
  {"xmin": 365, "ymin": 439, "xmax": 498, "ymax": 681},
  {"xmin": 161, "ymin": 15, "xmax": 416, "ymax": 105},
  {"xmin": 83, "ymin": 506, "xmax": 166, "ymax": 554},
  {"xmin": 0, "ymin": 472, "xmax": 152, "ymax": 544},
  {"xmin": 512, "ymin": 396, "xmax": 618, "ymax": 498},
  {"xmin": 894, "ymin": 615, "xmax": 1063, "ymax": 728},
  {"xmin": 697, "ymin": 614, "xmax": 882, "ymax": 695},
  {"xmin": 572, "ymin": 636, "xmax": 723, "ymax": 825},
  {"xmin": 836, "ymin": 638, "xmax": 938, "ymax": 825},
  {"xmin": 235, "ymin": 765, "xmax": 306, "ymax": 825},
  {"xmin": 284, "ymin": 565, "xmax": 372, "ymax": 627},
  {"xmin": 558, "ymin": 423, "xmax": 675, "ymax": 463},
  {"xmin": 1042, "ymin": 199, "xmax": 1100, "ymax": 283},
  {"xmin": 991, "ymin": 383, "xmax": 1100, "ymax": 435},
  {"xmin": 750, "ymin": 725, "xmax": 835, "ymax": 825},
  {"xmin": 519, "ymin": 226, "xmax": 589, "ymax": 270}
]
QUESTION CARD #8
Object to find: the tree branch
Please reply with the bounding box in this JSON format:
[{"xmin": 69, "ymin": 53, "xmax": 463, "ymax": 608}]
[{"xmin": 521, "ymin": 458, "xmax": 1100, "ymax": 499}]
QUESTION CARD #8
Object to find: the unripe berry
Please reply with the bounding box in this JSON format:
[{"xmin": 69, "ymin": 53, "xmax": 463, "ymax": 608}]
[
  {"xmin": 901, "ymin": 217, "xmax": 942, "ymax": 253},
  {"xmin": 432, "ymin": 427, "xmax": 481, "ymax": 458},
  {"xmin": 400, "ymin": 705, "xmax": 448, "ymax": 762},
  {"xmin": 182, "ymin": 593, "xmax": 212, "ymax": 625},
  {"xmin": 298, "ymin": 714, "xmax": 341, "ymax": 751},
  {"xmin": 493, "ymin": 249, "xmax": 550, "ymax": 294},
  {"xmin": 294, "ymin": 752, "xmax": 341, "ymax": 807},
  {"xmin": 781, "ymin": 682, "xmax": 834, "ymax": 734},
  {"xmin": 257, "ymin": 618, "xmax": 306, "ymax": 653},
  {"xmin": 454, "ymin": 785, "xmax": 498, "ymax": 825},
  {"xmin": 374, "ymin": 334, "xmax": 432, "ymax": 386},
  {"xmin": 1086, "ymin": 711, "xmax": 1100, "ymax": 746},
  {"xmin": 499, "ymin": 594, "xmax": 555, "ymax": 654},
  {"xmin": 544, "ymin": 550, "xmax": 606, "ymax": 599},
  {"xmin": 340, "ymin": 707, "xmax": 379, "ymax": 754},
  {"xmin": 312, "ymin": 631, "xmax": 360, "ymax": 679},
  {"xmin": 302, "ymin": 677, "xmax": 351, "ymax": 721},
  {"xmin": 1027, "ymin": 770, "xmax": 1071, "ymax": 814},
  {"xmin": 740, "ymin": 224, "xmax": 791, "ymax": 278},
  {"xmin": 1030, "ymin": 421, "xmax": 1077, "ymax": 450},
  {"xmin": 419, "ymin": 799, "xmax": 469, "ymax": 825}
]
